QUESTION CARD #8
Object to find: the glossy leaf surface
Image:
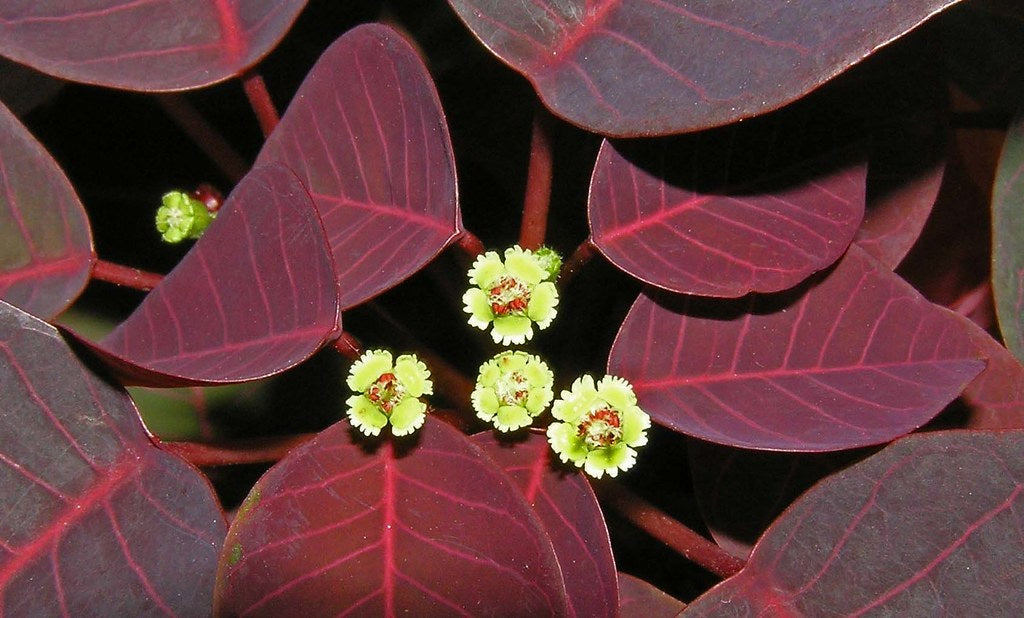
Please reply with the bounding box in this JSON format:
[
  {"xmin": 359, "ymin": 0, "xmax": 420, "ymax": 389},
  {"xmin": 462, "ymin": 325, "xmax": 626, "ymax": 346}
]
[
  {"xmin": 258, "ymin": 24, "xmax": 460, "ymax": 310},
  {"xmin": 618, "ymin": 573, "xmax": 685, "ymax": 617},
  {"xmin": 688, "ymin": 440, "xmax": 864, "ymax": 558},
  {"xmin": 0, "ymin": 0, "xmax": 306, "ymax": 91},
  {"xmin": 77, "ymin": 165, "xmax": 338, "ymax": 386},
  {"xmin": 992, "ymin": 106, "xmax": 1024, "ymax": 363},
  {"xmin": 682, "ymin": 431, "xmax": 1024, "ymax": 615},
  {"xmin": 0, "ymin": 301, "xmax": 225, "ymax": 615},
  {"xmin": 609, "ymin": 246, "xmax": 984, "ymax": 451},
  {"xmin": 215, "ymin": 418, "xmax": 567, "ymax": 615},
  {"xmin": 474, "ymin": 431, "xmax": 618, "ymax": 617},
  {"xmin": 0, "ymin": 101, "xmax": 93, "ymax": 319},
  {"xmin": 447, "ymin": 0, "xmax": 961, "ymax": 136},
  {"xmin": 590, "ymin": 139, "xmax": 865, "ymax": 298}
]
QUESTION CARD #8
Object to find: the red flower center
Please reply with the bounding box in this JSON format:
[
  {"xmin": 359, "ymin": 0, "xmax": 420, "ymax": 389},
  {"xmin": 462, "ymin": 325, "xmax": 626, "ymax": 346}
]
[
  {"xmin": 577, "ymin": 408, "xmax": 623, "ymax": 448},
  {"xmin": 488, "ymin": 276, "xmax": 531, "ymax": 316},
  {"xmin": 366, "ymin": 372, "xmax": 403, "ymax": 414},
  {"xmin": 496, "ymin": 371, "xmax": 529, "ymax": 406}
]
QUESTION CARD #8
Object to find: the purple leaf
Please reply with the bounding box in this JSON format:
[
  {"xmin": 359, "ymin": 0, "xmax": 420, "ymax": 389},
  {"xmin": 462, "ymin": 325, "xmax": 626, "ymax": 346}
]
[
  {"xmin": 257, "ymin": 24, "xmax": 460, "ymax": 310},
  {"xmin": 688, "ymin": 440, "xmax": 864, "ymax": 559},
  {"xmin": 618, "ymin": 573, "xmax": 686, "ymax": 616},
  {"xmin": 609, "ymin": 245, "xmax": 985, "ymax": 451},
  {"xmin": 959, "ymin": 315, "xmax": 1024, "ymax": 429},
  {"xmin": 71, "ymin": 164, "xmax": 339, "ymax": 386},
  {"xmin": 992, "ymin": 106, "xmax": 1024, "ymax": 363},
  {"xmin": 0, "ymin": 301, "xmax": 225, "ymax": 615},
  {"xmin": 590, "ymin": 138, "xmax": 866, "ymax": 298},
  {"xmin": 215, "ymin": 418, "xmax": 568, "ymax": 615},
  {"xmin": 682, "ymin": 431, "xmax": 1024, "ymax": 615},
  {"xmin": 0, "ymin": 101, "xmax": 93, "ymax": 319},
  {"xmin": 0, "ymin": 0, "xmax": 307, "ymax": 91},
  {"xmin": 446, "ymin": 0, "xmax": 962, "ymax": 136},
  {"xmin": 473, "ymin": 431, "xmax": 618, "ymax": 617}
]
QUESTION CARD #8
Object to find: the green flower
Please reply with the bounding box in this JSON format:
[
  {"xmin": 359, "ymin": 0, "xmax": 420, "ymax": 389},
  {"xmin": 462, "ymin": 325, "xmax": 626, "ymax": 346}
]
[
  {"xmin": 472, "ymin": 351, "xmax": 554, "ymax": 431},
  {"xmin": 546, "ymin": 375, "xmax": 650, "ymax": 479},
  {"xmin": 345, "ymin": 350, "xmax": 433, "ymax": 437},
  {"xmin": 156, "ymin": 190, "xmax": 215, "ymax": 243},
  {"xmin": 462, "ymin": 246, "xmax": 560, "ymax": 345}
]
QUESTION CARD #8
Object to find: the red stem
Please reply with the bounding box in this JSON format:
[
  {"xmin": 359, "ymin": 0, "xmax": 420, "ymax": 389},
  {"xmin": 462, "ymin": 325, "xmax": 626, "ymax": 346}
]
[
  {"xmin": 332, "ymin": 331, "xmax": 365, "ymax": 361},
  {"xmin": 241, "ymin": 71, "xmax": 279, "ymax": 137},
  {"xmin": 594, "ymin": 480, "xmax": 746, "ymax": 579},
  {"xmin": 91, "ymin": 260, "xmax": 163, "ymax": 291},
  {"xmin": 519, "ymin": 107, "xmax": 553, "ymax": 250},
  {"xmin": 157, "ymin": 433, "xmax": 316, "ymax": 467},
  {"xmin": 154, "ymin": 95, "xmax": 248, "ymax": 183},
  {"xmin": 451, "ymin": 229, "xmax": 486, "ymax": 259},
  {"xmin": 559, "ymin": 239, "xmax": 597, "ymax": 287}
]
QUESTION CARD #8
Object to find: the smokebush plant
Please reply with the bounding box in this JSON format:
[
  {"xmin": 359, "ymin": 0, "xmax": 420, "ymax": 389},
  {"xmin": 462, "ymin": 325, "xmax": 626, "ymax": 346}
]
[{"xmin": 2, "ymin": 0, "xmax": 1023, "ymax": 615}]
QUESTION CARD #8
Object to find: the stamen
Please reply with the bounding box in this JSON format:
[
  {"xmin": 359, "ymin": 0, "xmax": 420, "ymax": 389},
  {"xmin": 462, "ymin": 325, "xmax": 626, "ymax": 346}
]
[
  {"xmin": 367, "ymin": 372, "xmax": 404, "ymax": 414},
  {"xmin": 488, "ymin": 276, "xmax": 531, "ymax": 316},
  {"xmin": 577, "ymin": 408, "xmax": 623, "ymax": 448}
]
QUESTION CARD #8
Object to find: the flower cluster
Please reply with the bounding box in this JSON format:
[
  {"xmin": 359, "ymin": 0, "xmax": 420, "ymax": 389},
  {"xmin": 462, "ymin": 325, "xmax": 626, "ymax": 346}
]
[
  {"xmin": 546, "ymin": 375, "xmax": 650, "ymax": 478},
  {"xmin": 345, "ymin": 350, "xmax": 432, "ymax": 437},
  {"xmin": 471, "ymin": 351, "xmax": 554, "ymax": 432},
  {"xmin": 463, "ymin": 246, "xmax": 559, "ymax": 345},
  {"xmin": 347, "ymin": 245, "xmax": 649, "ymax": 477}
]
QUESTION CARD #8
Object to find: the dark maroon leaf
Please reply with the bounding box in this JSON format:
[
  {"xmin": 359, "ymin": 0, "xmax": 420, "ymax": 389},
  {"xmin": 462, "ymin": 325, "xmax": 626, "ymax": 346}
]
[
  {"xmin": 992, "ymin": 106, "xmax": 1024, "ymax": 363},
  {"xmin": 618, "ymin": 573, "xmax": 686, "ymax": 616},
  {"xmin": 959, "ymin": 315, "xmax": 1024, "ymax": 429},
  {"xmin": 941, "ymin": 2, "xmax": 1024, "ymax": 111},
  {"xmin": 215, "ymin": 418, "xmax": 568, "ymax": 615},
  {"xmin": 688, "ymin": 440, "xmax": 865, "ymax": 559},
  {"xmin": 590, "ymin": 138, "xmax": 865, "ymax": 298},
  {"xmin": 0, "ymin": 57, "xmax": 64, "ymax": 116},
  {"xmin": 857, "ymin": 155, "xmax": 946, "ymax": 269},
  {"xmin": 0, "ymin": 300, "xmax": 225, "ymax": 615},
  {"xmin": 446, "ymin": 0, "xmax": 962, "ymax": 136},
  {"xmin": 257, "ymin": 24, "xmax": 460, "ymax": 310},
  {"xmin": 855, "ymin": 49, "xmax": 948, "ymax": 268},
  {"xmin": 609, "ymin": 245, "xmax": 985, "ymax": 451},
  {"xmin": 473, "ymin": 431, "xmax": 618, "ymax": 617},
  {"xmin": 0, "ymin": 0, "xmax": 307, "ymax": 91},
  {"xmin": 0, "ymin": 101, "xmax": 93, "ymax": 319},
  {"xmin": 71, "ymin": 164, "xmax": 339, "ymax": 387},
  {"xmin": 682, "ymin": 431, "xmax": 1024, "ymax": 615}
]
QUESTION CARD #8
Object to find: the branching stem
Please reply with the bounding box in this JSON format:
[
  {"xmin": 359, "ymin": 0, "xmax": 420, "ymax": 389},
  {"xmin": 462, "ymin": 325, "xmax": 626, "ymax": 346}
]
[
  {"xmin": 559, "ymin": 239, "xmax": 597, "ymax": 287},
  {"xmin": 157, "ymin": 433, "xmax": 316, "ymax": 467},
  {"xmin": 332, "ymin": 331, "xmax": 365, "ymax": 360},
  {"xmin": 451, "ymin": 229, "xmax": 485, "ymax": 259},
  {"xmin": 594, "ymin": 480, "xmax": 746, "ymax": 579},
  {"xmin": 519, "ymin": 107, "xmax": 553, "ymax": 251},
  {"xmin": 92, "ymin": 260, "xmax": 163, "ymax": 291},
  {"xmin": 241, "ymin": 71, "xmax": 279, "ymax": 137}
]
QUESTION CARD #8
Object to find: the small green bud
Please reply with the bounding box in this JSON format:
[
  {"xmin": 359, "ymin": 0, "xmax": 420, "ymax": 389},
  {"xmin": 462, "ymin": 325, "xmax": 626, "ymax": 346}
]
[
  {"xmin": 534, "ymin": 246, "xmax": 563, "ymax": 282},
  {"xmin": 156, "ymin": 190, "xmax": 214, "ymax": 243}
]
